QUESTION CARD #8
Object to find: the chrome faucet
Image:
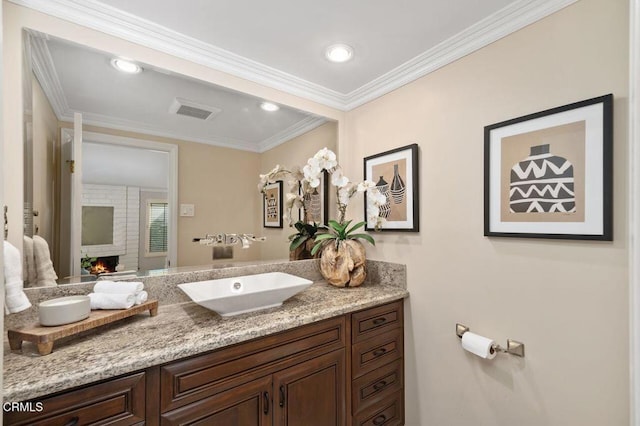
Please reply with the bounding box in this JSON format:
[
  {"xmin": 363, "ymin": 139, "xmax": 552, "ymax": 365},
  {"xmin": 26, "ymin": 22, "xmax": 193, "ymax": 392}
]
[{"xmin": 193, "ymin": 233, "xmax": 266, "ymax": 249}]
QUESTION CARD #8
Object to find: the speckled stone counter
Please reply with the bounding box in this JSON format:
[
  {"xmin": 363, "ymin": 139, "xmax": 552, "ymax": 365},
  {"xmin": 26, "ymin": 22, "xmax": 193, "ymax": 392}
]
[{"xmin": 3, "ymin": 260, "xmax": 408, "ymax": 402}]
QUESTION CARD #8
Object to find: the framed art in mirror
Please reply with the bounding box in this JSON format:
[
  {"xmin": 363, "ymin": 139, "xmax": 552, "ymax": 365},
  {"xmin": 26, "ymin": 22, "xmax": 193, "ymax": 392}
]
[
  {"xmin": 484, "ymin": 94, "xmax": 613, "ymax": 240},
  {"xmin": 263, "ymin": 181, "xmax": 283, "ymax": 228}
]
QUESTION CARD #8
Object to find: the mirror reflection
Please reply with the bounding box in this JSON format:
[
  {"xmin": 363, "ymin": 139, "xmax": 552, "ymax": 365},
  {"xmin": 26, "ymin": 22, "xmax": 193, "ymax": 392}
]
[{"xmin": 22, "ymin": 29, "xmax": 337, "ymax": 287}]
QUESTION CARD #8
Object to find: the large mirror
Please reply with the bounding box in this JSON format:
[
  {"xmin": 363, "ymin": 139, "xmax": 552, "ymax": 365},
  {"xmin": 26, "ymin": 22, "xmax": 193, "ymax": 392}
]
[{"xmin": 22, "ymin": 29, "xmax": 338, "ymax": 287}]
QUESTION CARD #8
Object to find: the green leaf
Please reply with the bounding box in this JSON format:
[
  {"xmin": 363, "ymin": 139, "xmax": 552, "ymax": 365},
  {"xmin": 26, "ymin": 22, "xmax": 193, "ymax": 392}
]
[
  {"xmin": 289, "ymin": 235, "xmax": 309, "ymax": 251},
  {"xmin": 349, "ymin": 233, "xmax": 376, "ymax": 246},
  {"xmin": 314, "ymin": 233, "xmax": 337, "ymax": 242},
  {"xmin": 294, "ymin": 221, "xmax": 305, "ymax": 232},
  {"xmin": 311, "ymin": 240, "xmax": 326, "ymax": 256},
  {"xmin": 345, "ymin": 221, "xmax": 365, "ymax": 236},
  {"xmin": 327, "ymin": 219, "xmax": 342, "ymax": 231}
]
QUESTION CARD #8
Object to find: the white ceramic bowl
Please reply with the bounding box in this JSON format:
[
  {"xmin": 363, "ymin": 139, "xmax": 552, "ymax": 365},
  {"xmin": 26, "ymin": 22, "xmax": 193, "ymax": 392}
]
[{"xmin": 38, "ymin": 295, "xmax": 91, "ymax": 326}]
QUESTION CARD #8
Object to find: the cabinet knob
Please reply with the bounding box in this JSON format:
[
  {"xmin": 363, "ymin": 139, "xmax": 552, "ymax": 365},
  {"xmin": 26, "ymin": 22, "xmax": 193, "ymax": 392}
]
[
  {"xmin": 279, "ymin": 385, "xmax": 285, "ymax": 407},
  {"xmin": 372, "ymin": 348, "xmax": 387, "ymax": 357},
  {"xmin": 372, "ymin": 317, "xmax": 387, "ymax": 325},
  {"xmin": 64, "ymin": 416, "xmax": 79, "ymax": 426},
  {"xmin": 373, "ymin": 380, "xmax": 387, "ymax": 391},
  {"xmin": 373, "ymin": 414, "xmax": 387, "ymax": 425},
  {"xmin": 263, "ymin": 391, "xmax": 270, "ymax": 414}
]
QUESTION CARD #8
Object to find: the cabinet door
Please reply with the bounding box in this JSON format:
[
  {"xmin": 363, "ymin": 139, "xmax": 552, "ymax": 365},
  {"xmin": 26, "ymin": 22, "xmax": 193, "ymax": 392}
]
[
  {"xmin": 161, "ymin": 376, "xmax": 272, "ymax": 426},
  {"xmin": 273, "ymin": 349, "xmax": 345, "ymax": 426}
]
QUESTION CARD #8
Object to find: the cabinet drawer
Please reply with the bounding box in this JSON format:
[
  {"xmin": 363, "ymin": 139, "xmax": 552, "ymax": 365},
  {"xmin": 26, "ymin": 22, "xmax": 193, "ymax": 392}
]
[
  {"xmin": 5, "ymin": 372, "xmax": 146, "ymax": 426},
  {"xmin": 352, "ymin": 359, "xmax": 403, "ymax": 415},
  {"xmin": 161, "ymin": 316, "xmax": 345, "ymax": 412},
  {"xmin": 353, "ymin": 390, "xmax": 404, "ymax": 426},
  {"xmin": 351, "ymin": 301, "xmax": 402, "ymax": 344},
  {"xmin": 352, "ymin": 328, "xmax": 403, "ymax": 379}
]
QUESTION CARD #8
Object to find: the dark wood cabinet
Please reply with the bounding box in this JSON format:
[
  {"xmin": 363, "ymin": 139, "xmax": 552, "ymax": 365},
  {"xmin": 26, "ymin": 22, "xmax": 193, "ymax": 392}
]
[
  {"xmin": 349, "ymin": 301, "xmax": 404, "ymax": 425},
  {"xmin": 5, "ymin": 300, "xmax": 404, "ymax": 426},
  {"xmin": 273, "ymin": 349, "xmax": 345, "ymax": 426},
  {"xmin": 4, "ymin": 372, "xmax": 147, "ymax": 426}
]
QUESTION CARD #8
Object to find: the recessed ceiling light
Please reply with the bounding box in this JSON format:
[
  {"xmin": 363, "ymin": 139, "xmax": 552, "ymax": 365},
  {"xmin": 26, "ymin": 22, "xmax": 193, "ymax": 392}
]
[
  {"xmin": 325, "ymin": 44, "xmax": 354, "ymax": 63},
  {"xmin": 260, "ymin": 101, "xmax": 280, "ymax": 112},
  {"xmin": 111, "ymin": 58, "xmax": 142, "ymax": 74}
]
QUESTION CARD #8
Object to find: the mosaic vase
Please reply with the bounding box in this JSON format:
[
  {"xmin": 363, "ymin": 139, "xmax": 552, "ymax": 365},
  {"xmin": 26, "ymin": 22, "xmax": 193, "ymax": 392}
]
[{"xmin": 376, "ymin": 176, "xmax": 392, "ymax": 218}]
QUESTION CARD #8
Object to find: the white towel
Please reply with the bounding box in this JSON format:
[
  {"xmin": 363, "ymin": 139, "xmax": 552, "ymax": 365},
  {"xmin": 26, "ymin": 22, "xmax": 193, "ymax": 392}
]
[
  {"xmin": 4, "ymin": 241, "xmax": 32, "ymax": 314},
  {"xmin": 88, "ymin": 292, "xmax": 135, "ymax": 310},
  {"xmin": 22, "ymin": 236, "xmax": 37, "ymax": 287},
  {"xmin": 135, "ymin": 290, "xmax": 148, "ymax": 305},
  {"xmin": 33, "ymin": 235, "xmax": 58, "ymax": 287},
  {"xmin": 93, "ymin": 281, "xmax": 144, "ymax": 295}
]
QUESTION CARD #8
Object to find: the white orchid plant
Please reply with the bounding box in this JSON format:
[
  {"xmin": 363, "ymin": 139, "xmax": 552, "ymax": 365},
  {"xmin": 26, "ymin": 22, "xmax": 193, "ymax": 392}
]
[{"xmin": 258, "ymin": 147, "xmax": 387, "ymax": 254}]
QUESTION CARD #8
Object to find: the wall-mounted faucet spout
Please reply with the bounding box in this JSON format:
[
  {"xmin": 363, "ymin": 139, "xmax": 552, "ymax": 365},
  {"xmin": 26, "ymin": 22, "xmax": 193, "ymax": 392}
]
[{"xmin": 193, "ymin": 233, "xmax": 266, "ymax": 249}]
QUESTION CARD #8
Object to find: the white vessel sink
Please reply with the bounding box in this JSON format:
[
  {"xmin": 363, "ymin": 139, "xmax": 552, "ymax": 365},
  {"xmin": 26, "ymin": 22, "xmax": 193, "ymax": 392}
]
[{"xmin": 178, "ymin": 272, "xmax": 313, "ymax": 317}]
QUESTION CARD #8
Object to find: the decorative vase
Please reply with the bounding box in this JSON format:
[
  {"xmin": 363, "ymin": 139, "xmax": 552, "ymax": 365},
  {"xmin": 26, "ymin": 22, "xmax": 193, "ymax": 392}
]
[
  {"xmin": 376, "ymin": 176, "xmax": 392, "ymax": 218},
  {"xmin": 319, "ymin": 239, "xmax": 366, "ymax": 287},
  {"xmin": 390, "ymin": 164, "xmax": 406, "ymax": 204},
  {"xmin": 509, "ymin": 144, "xmax": 575, "ymax": 213},
  {"xmin": 304, "ymin": 189, "xmax": 322, "ymax": 222},
  {"xmin": 289, "ymin": 239, "xmax": 317, "ymax": 261}
]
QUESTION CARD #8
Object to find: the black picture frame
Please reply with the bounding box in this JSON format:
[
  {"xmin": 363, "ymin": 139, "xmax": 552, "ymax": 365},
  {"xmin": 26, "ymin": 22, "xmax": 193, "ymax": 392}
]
[
  {"xmin": 299, "ymin": 170, "xmax": 329, "ymax": 225},
  {"xmin": 484, "ymin": 94, "xmax": 613, "ymax": 240},
  {"xmin": 263, "ymin": 181, "xmax": 283, "ymax": 228},
  {"xmin": 364, "ymin": 143, "xmax": 420, "ymax": 232}
]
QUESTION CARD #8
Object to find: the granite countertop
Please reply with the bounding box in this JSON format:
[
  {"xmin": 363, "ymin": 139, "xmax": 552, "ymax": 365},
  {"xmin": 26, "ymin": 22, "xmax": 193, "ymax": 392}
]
[{"xmin": 4, "ymin": 278, "xmax": 408, "ymax": 402}]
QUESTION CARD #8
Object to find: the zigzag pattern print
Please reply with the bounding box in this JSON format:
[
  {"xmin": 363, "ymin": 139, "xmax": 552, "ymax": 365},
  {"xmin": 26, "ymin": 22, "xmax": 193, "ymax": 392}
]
[{"xmin": 509, "ymin": 144, "xmax": 575, "ymax": 213}]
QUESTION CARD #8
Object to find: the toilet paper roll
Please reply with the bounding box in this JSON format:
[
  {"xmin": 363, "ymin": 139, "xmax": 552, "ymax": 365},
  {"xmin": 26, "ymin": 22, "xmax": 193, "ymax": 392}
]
[{"xmin": 461, "ymin": 331, "xmax": 497, "ymax": 359}]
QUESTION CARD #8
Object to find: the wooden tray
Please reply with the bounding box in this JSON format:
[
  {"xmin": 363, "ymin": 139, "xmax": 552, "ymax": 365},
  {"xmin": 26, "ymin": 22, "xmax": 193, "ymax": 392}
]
[{"xmin": 7, "ymin": 300, "xmax": 158, "ymax": 356}]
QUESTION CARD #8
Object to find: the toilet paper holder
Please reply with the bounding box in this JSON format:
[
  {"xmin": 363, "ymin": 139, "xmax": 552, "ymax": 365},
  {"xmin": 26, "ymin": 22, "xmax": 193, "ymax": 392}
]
[{"xmin": 456, "ymin": 323, "xmax": 525, "ymax": 357}]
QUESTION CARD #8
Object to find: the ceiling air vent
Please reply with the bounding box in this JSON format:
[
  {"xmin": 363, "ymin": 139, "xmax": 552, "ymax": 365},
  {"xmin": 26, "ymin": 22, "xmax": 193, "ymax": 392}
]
[{"xmin": 169, "ymin": 97, "xmax": 221, "ymax": 121}]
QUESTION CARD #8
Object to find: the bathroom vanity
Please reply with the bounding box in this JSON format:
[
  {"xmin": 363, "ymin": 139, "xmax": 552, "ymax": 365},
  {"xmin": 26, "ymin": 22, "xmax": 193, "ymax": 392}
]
[{"xmin": 3, "ymin": 260, "xmax": 408, "ymax": 426}]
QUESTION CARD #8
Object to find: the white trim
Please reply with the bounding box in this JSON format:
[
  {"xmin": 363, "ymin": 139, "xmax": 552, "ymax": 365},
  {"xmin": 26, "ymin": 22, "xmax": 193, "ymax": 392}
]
[
  {"xmin": 11, "ymin": 0, "xmax": 578, "ymax": 111},
  {"xmin": 66, "ymin": 130, "xmax": 178, "ymax": 270},
  {"xmin": 343, "ymin": 0, "xmax": 579, "ymax": 110},
  {"xmin": 630, "ymin": 0, "xmax": 640, "ymax": 423},
  {"xmin": 27, "ymin": 29, "xmax": 68, "ymax": 120},
  {"xmin": 258, "ymin": 116, "xmax": 327, "ymax": 153}
]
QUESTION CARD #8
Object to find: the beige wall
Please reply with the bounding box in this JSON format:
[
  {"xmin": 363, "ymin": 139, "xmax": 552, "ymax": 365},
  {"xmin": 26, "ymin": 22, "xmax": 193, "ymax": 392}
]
[
  {"xmin": 259, "ymin": 121, "xmax": 337, "ymax": 260},
  {"xmin": 59, "ymin": 123, "xmax": 263, "ymax": 267},
  {"xmin": 31, "ymin": 74, "xmax": 58, "ymax": 249},
  {"xmin": 343, "ymin": 0, "xmax": 629, "ymax": 424}
]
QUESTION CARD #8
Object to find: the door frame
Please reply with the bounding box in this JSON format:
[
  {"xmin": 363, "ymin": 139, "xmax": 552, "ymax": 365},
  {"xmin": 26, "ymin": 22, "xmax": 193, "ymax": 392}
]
[{"xmin": 61, "ymin": 129, "xmax": 178, "ymax": 272}]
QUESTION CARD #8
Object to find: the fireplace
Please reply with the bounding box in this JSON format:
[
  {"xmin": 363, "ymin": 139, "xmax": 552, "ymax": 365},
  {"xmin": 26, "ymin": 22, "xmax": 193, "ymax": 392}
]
[{"xmin": 88, "ymin": 255, "xmax": 119, "ymax": 275}]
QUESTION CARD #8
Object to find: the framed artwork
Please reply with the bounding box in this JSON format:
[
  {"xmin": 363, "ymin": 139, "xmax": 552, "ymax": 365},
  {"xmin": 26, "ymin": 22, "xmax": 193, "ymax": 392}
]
[
  {"xmin": 299, "ymin": 170, "xmax": 329, "ymax": 225},
  {"xmin": 364, "ymin": 143, "xmax": 420, "ymax": 232},
  {"xmin": 263, "ymin": 181, "xmax": 283, "ymax": 228},
  {"xmin": 484, "ymin": 94, "xmax": 613, "ymax": 240}
]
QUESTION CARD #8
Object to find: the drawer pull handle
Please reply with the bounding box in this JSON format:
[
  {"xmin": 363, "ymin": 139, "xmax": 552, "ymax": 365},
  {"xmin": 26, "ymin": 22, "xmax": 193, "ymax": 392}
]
[
  {"xmin": 64, "ymin": 417, "xmax": 79, "ymax": 426},
  {"xmin": 373, "ymin": 380, "xmax": 387, "ymax": 391},
  {"xmin": 372, "ymin": 317, "xmax": 387, "ymax": 325},
  {"xmin": 279, "ymin": 385, "xmax": 285, "ymax": 407},
  {"xmin": 373, "ymin": 414, "xmax": 387, "ymax": 425},
  {"xmin": 373, "ymin": 348, "xmax": 387, "ymax": 357},
  {"xmin": 263, "ymin": 391, "xmax": 270, "ymax": 415}
]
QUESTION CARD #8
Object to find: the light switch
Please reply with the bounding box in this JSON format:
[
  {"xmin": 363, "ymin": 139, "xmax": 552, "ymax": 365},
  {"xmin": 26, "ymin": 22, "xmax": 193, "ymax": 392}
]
[{"xmin": 180, "ymin": 204, "xmax": 195, "ymax": 217}]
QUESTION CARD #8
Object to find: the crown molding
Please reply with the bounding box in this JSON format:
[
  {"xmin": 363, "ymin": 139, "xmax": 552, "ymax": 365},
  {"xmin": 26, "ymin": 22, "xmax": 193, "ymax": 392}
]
[
  {"xmin": 11, "ymin": 0, "xmax": 578, "ymax": 111},
  {"xmin": 258, "ymin": 116, "xmax": 327, "ymax": 153},
  {"xmin": 27, "ymin": 30, "xmax": 69, "ymax": 120},
  {"xmin": 343, "ymin": 0, "xmax": 579, "ymax": 110}
]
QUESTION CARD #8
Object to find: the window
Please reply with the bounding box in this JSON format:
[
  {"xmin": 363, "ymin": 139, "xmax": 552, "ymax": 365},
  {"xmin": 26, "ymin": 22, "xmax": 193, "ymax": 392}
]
[{"xmin": 146, "ymin": 200, "xmax": 168, "ymax": 256}]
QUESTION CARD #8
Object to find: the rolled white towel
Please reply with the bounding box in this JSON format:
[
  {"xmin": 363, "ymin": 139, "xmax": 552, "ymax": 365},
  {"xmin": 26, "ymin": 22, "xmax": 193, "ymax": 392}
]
[
  {"xmin": 4, "ymin": 241, "xmax": 32, "ymax": 314},
  {"xmin": 93, "ymin": 281, "xmax": 143, "ymax": 295},
  {"xmin": 135, "ymin": 290, "xmax": 148, "ymax": 305},
  {"xmin": 33, "ymin": 235, "xmax": 58, "ymax": 287},
  {"xmin": 23, "ymin": 236, "xmax": 37, "ymax": 287},
  {"xmin": 88, "ymin": 293, "xmax": 135, "ymax": 310}
]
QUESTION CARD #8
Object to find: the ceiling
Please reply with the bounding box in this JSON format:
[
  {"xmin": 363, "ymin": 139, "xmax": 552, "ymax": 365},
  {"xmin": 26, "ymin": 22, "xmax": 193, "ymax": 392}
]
[
  {"xmin": 30, "ymin": 32, "xmax": 325, "ymax": 152},
  {"xmin": 13, "ymin": 0, "xmax": 577, "ymax": 110}
]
